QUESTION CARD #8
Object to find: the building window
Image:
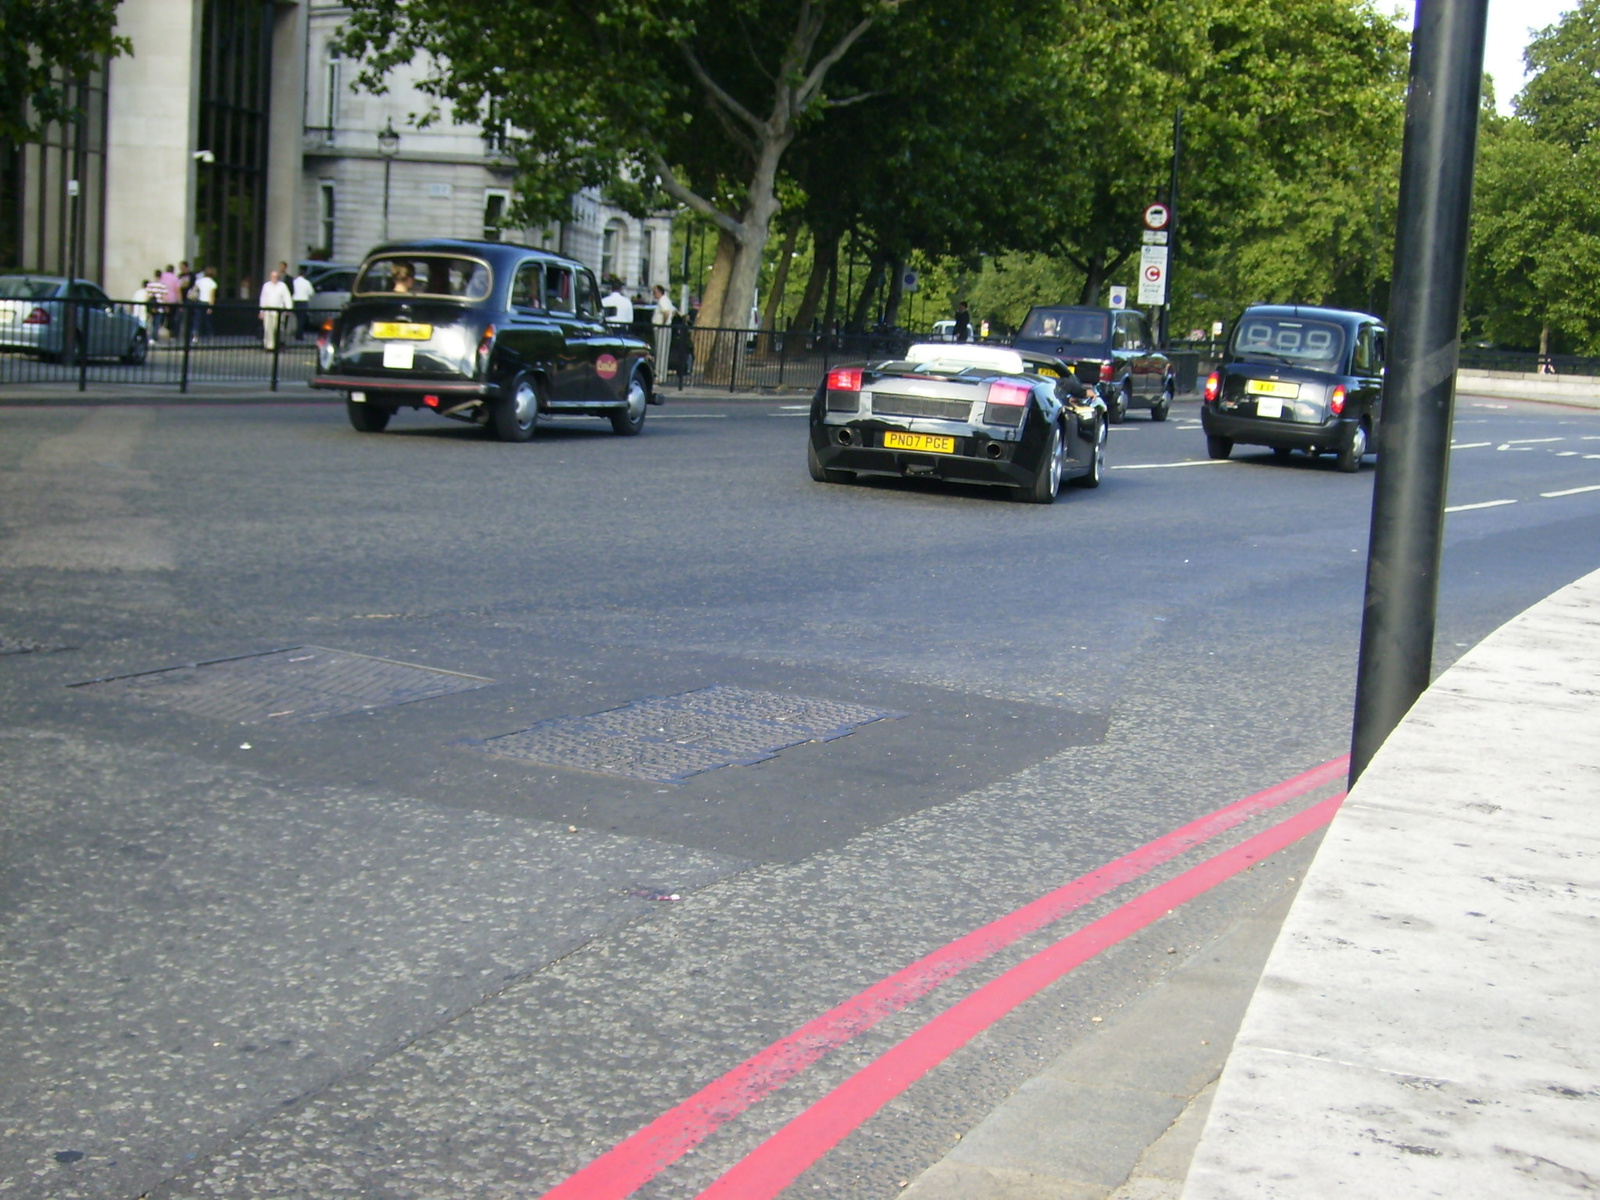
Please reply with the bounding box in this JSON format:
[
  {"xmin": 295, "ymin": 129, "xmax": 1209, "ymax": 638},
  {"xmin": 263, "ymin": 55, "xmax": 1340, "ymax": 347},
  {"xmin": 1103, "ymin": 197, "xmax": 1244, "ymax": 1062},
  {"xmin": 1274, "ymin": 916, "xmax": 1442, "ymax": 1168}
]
[
  {"xmin": 483, "ymin": 189, "xmax": 509, "ymax": 241},
  {"xmin": 324, "ymin": 50, "xmax": 340, "ymax": 133},
  {"xmin": 638, "ymin": 227, "xmax": 653, "ymax": 287},
  {"xmin": 600, "ymin": 221, "xmax": 624, "ymax": 285},
  {"xmin": 318, "ymin": 180, "xmax": 335, "ymax": 257}
]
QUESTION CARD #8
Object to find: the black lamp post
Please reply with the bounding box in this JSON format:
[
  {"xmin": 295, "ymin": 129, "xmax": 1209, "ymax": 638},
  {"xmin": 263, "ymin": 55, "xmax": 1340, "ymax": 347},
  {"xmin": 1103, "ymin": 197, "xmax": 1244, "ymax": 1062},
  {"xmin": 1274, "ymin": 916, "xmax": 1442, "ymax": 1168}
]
[{"xmin": 377, "ymin": 119, "xmax": 400, "ymax": 242}]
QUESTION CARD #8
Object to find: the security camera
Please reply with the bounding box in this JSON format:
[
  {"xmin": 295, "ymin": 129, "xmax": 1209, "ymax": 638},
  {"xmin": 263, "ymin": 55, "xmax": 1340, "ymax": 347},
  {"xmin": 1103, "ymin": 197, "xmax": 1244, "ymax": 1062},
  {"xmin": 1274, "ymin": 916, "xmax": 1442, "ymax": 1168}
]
[{"xmin": 193, "ymin": 150, "xmax": 215, "ymax": 163}]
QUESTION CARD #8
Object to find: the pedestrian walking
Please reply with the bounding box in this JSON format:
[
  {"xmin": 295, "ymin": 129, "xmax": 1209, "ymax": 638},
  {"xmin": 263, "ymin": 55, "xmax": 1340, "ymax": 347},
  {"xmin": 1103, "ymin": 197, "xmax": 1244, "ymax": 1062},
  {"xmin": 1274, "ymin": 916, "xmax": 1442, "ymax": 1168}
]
[
  {"xmin": 258, "ymin": 269, "xmax": 293, "ymax": 351},
  {"xmin": 953, "ymin": 301, "xmax": 971, "ymax": 344},
  {"xmin": 291, "ymin": 267, "xmax": 315, "ymax": 338},
  {"xmin": 192, "ymin": 267, "xmax": 217, "ymax": 342},
  {"xmin": 650, "ymin": 284, "xmax": 675, "ymax": 373},
  {"xmin": 159, "ymin": 264, "xmax": 181, "ymax": 340}
]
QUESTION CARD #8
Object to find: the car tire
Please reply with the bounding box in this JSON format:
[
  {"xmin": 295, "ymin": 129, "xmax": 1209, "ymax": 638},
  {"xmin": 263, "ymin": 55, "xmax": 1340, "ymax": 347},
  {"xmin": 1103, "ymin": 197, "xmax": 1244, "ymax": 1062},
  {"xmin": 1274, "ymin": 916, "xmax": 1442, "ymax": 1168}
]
[
  {"xmin": 1150, "ymin": 397, "xmax": 1169, "ymax": 422},
  {"xmin": 1337, "ymin": 420, "xmax": 1369, "ymax": 473},
  {"xmin": 807, "ymin": 437, "xmax": 853, "ymax": 484},
  {"xmin": 493, "ymin": 373, "xmax": 540, "ymax": 443},
  {"xmin": 347, "ymin": 398, "xmax": 391, "ymax": 433},
  {"xmin": 1021, "ymin": 423, "xmax": 1063, "ymax": 504},
  {"xmin": 1108, "ymin": 380, "xmax": 1129, "ymax": 424},
  {"xmin": 610, "ymin": 374, "xmax": 649, "ymax": 436},
  {"xmin": 1071, "ymin": 429, "xmax": 1103, "ymax": 489},
  {"xmin": 1273, "ymin": 446, "xmax": 1293, "ymax": 462},
  {"xmin": 121, "ymin": 329, "xmax": 148, "ymax": 365},
  {"xmin": 1206, "ymin": 434, "xmax": 1233, "ymax": 460}
]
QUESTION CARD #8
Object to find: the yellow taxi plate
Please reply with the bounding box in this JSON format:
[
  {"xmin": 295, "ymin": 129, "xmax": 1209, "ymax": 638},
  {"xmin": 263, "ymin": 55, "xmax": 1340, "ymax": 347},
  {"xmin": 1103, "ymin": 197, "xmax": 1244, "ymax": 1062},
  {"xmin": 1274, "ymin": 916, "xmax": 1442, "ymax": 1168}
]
[
  {"xmin": 1034, "ymin": 366, "xmax": 1060, "ymax": 378},
  {"xmin": 884, "ymin": 430, "xmax": 956, "ymax": 454},
  {"xmin": 371, "ymin": 321, "xmax": 432, "ymax": 340},
  {"xmin": 1244, "ymin": 378, "xmax": 1300, "ymax": 399}
]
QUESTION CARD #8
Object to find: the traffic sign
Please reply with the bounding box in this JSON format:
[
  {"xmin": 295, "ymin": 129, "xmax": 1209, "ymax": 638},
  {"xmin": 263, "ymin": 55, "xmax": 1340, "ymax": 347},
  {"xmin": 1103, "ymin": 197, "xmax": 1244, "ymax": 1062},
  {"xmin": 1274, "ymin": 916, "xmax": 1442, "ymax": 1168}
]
[
  {"xmin": 902, "ymin": 269, "xmax": 919, "ymax": 294},
  {"xmin": 1108, "ymin": 285, "xmax": 1128, "ymax": 310},
  {"xmin": 1143, "ymin": 203, "xmax": 1170, "ymax": 231},
  {"xmin": 1138, "ymin": 244, "xmax": 1169, "ymax": 305}
]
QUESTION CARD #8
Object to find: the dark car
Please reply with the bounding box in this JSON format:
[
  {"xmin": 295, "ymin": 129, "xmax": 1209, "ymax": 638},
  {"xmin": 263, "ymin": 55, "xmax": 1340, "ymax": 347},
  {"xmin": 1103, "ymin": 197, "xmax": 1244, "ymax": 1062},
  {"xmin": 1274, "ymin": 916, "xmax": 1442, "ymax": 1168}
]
[
  {"xmin": 1010, "ymin": 305, "xmax": 1172, "ymax": 423},
  {"xmin": 1200, "ymin": 305, "xmax": 1384, "ymax": 473},
  {"xmin": 807, "ymin": 342, "xmax": 1107, "ymax": 504},
  {"xmin": 310, "ymin": 239, "xmax": 657, "ymax": 440}
]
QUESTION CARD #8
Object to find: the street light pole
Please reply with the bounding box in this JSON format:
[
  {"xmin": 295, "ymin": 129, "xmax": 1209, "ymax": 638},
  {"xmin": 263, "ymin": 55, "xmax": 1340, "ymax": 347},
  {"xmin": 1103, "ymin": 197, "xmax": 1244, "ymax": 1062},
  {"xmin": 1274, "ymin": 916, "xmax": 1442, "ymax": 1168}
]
[
  {"xmin": 1349, "ymin": 0, "xmax": 1489, "ymax": 784},
  {"xmin": 377, "ymin": 119, "xmax": 400, "ymax": 243}
]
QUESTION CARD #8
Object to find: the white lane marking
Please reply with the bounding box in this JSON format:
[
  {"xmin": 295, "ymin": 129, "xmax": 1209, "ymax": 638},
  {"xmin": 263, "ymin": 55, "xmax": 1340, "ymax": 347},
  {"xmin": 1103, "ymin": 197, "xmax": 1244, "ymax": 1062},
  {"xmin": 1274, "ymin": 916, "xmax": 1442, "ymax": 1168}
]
[
  {"xmin": 1584, "ymin": 436, "xmax": 1600, "ymax": 441},
  {"xmin": 1586, "ymin": 454, "xmax": 1600, "ymax": 460},
  {"xmin": 1507, "ymin": 437, "xmax": 1564, "ymax": 444},
  {"xmin": 1450, "ymin": 441, "xmax": 1492, "ymax": 450},
  {"xmin": 1113, "ymin": 459, "xmax": 1236, "ymax": 470},
  {"xmin": 1495, "ymin": 444, "xmax": 1534, "ymax": 451},
  {"xmin": 769, "ymin": 412, "xmax": 809, "ymax": 418},
  {"xmin": 653, "ymin": 414, "xmax": 729, "ymax": 420},
  {"xmin": 779, "ymin": 404, "xmax": 811, "ymax": 411},
  {"xmin": 1472, "ymin": 403, "xmax": 1510, "ymax": 409},
  {"xmin": 1557, "ymin": 451, "xmax": 1579, "ymax": 457},
  {"xmin": 1541, "ymin": 484, "xmax": 1600, "ymax": 498},
  {"xmin": 1444, "ymin": 499, "xmax": 1517, "ymax": 512}
]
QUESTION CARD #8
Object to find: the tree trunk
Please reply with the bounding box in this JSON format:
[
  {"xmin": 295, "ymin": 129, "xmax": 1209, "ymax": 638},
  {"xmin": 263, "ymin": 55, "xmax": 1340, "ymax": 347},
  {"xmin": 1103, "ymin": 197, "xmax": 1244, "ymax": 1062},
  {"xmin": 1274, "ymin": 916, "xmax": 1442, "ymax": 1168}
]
[
  {"xmin": 823, "ymin": 245, "xmax": 841, "ymax": 334},
  {"xmin": 1078, "ymin": 250, "xmax": 1106, "ymax": 306},
  {"xmin": 792, "ymin": 231, "xmax": 835, "ymax": 335},
  {"xmin": 760, "ymin": 218, "xmax": 801, "ymax": 332},
  {"xmin": 692, "ymin": 230, "xmax": 738, "ymax": 382},
  {"xmin": 883, "ymin": 256, "xmax": 906, "ymax": 329},
  {"xmin": 849, "ymin": 256, "xmax": 885, "ymax": 332}
]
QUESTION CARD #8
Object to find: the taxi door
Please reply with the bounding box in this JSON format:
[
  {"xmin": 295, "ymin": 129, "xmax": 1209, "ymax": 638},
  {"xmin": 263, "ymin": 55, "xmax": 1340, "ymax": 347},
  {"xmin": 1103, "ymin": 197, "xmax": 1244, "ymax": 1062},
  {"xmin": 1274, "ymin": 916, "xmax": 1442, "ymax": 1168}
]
[
  {"xmin": 540, "ymin": 265, "xmax": 599, "ymax": 403},
  {"xmin": 501, "ymin": 259, "xmax": 565, "ymax": 392},
  {"xmin": 575, "ymin": 269, "xmax": 630, "ymax": 403},
  {"xmin": 1351, "ymin": 323, "xmax": 1385, "ymax": 429}
]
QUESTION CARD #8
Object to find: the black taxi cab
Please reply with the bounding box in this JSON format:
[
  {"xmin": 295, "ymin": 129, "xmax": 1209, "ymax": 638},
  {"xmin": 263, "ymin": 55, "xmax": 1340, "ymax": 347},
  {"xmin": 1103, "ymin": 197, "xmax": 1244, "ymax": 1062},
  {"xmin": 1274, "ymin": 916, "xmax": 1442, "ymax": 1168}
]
[{"xmin": 311, "ymin": 239, "xmax": 656, "ymax": 440}]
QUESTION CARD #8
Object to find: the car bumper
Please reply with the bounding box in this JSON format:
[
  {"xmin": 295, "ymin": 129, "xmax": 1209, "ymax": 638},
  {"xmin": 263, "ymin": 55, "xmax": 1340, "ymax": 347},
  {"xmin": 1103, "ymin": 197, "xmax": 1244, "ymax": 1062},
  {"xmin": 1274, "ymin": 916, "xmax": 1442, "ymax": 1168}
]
[
  {"xmin": 311, "ymin": 375, "xmax": 499, "ymax": 401},
  {"xmin": 1202, "ymin": 405, "xmax": 1354, "ymax": 449},
  {"xmin": 810, "ymin": 419, "xmax": 1039, "ymax": 488}
]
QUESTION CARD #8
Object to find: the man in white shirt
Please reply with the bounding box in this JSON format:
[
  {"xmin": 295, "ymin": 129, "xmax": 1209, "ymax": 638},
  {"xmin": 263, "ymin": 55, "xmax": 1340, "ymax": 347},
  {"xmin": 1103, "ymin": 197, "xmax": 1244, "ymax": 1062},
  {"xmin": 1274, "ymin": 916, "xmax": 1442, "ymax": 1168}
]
[
  {"xmin": 259, "ymin": 270, "xmax": 294, "ymax": 351},
  {"xmin": 192, "ymin": 267, "xmax": 218, "ymax": 342},
  {"xmin": 601, "ymin": 278, "xmax": 634, "ymax": 325},
  {"xmin": 291, "ymin": 268, "xmax": 316, "ymax": 338}
]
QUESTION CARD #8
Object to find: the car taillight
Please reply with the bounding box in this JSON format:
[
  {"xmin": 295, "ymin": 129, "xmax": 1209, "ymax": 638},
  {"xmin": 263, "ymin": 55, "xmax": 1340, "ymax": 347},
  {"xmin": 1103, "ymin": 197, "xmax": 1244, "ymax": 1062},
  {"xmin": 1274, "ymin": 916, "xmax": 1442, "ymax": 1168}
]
[
  {"xmin": 22, "ymin": 307, "xmax": 49, "ymax": 325},
  {"xmin": 1330, "ymin": 384, "xmax": 1347, "ymax": 415},
  {"xmin": 316, "ymin": 318, "xmax": 334, "ymax": 349},
  {"xmin": 826, "ymin": 367, "xmax": 862, "ymax": 392},
  {"xmin": 1204, "ymin": 371, "xmax": 1221, "ymax": 402},
  {"xmin": 1098, "ymin": 361, "xmax": 1113, "ymax": 382},
  {"xmin": 476, "ymin": 325, "xmax": 496, "ymax": 374},
  {"xmin": 986, "ymin": 380, "xmax": 1032, "ymax": 406}
]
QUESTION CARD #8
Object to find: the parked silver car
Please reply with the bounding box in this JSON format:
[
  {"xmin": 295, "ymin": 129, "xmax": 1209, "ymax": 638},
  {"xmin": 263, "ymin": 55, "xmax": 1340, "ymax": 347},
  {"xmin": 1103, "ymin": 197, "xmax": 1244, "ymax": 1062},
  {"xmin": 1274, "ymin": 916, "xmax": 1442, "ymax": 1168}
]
[{"xmin": 0, "ymin": 275, "xmax": 148, "ymax": 363}]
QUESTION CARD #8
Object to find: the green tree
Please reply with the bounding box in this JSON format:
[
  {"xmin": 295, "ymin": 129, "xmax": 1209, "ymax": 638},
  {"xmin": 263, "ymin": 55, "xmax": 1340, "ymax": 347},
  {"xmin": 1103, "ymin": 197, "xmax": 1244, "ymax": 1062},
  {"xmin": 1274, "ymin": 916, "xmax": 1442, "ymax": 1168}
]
[{"xmin": 0, "ymin": 0, "xmax": 130, "ymax": 143}]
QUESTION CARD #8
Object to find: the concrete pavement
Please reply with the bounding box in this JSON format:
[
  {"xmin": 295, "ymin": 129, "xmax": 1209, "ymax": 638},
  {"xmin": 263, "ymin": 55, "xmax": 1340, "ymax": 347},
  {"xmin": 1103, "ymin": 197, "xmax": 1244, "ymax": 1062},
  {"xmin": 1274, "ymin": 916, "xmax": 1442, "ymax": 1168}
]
[{"xmin": 904, "ymin": 564, "xmax": 1600, "ymax": 1198}]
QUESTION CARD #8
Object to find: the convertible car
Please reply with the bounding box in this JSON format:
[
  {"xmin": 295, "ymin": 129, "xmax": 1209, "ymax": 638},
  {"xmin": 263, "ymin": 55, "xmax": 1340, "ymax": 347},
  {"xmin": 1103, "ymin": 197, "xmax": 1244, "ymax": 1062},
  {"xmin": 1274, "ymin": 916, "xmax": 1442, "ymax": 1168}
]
[
  {"xmin": 807, "ymin": 343, "xmax": 1107, "ymax": 504},
  {"xmin": 311, "ymin": 239, "xmax": 656, "ymax": 440}
]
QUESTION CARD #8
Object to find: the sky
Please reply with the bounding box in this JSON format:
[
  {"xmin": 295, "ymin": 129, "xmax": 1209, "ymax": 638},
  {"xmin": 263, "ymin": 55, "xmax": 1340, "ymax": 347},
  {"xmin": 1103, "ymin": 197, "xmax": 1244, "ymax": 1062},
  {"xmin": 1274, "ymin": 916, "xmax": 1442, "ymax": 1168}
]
[{"xmin": 1396, "ymin": 0, "xmax": 1575, "ymax": 114}]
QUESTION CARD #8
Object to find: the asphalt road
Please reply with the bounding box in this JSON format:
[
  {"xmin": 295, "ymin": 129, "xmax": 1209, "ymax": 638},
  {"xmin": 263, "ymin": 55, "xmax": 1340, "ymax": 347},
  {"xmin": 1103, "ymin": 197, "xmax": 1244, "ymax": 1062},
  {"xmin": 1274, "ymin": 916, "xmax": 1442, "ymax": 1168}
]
[{"xmin": 1, "ymin": 392, "xmax": 1597, "ymax": 1199}]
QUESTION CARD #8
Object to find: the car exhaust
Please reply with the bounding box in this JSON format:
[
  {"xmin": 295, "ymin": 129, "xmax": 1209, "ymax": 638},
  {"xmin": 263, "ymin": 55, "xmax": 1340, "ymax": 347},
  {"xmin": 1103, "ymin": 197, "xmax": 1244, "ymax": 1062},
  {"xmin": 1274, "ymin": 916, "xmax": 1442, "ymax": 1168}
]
[
  {"xmin": 984, "ymin": 442, "xmax": 1004, "ymax": 459},
  {"xmin": 837, "ymin": 428, "xmax": 854, "ymax": 446}
]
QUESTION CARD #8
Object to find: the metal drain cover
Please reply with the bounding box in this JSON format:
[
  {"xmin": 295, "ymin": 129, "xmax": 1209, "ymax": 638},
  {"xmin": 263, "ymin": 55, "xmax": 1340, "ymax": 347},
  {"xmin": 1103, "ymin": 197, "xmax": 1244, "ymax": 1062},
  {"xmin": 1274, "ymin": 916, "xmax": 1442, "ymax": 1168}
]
[
  {"xmin": 472, "ymin": 685, "xmax": 905, "ymax": 783},
  {"xmin": 70, "ymin": 646, "xmax": 493, "ymax": 724}
]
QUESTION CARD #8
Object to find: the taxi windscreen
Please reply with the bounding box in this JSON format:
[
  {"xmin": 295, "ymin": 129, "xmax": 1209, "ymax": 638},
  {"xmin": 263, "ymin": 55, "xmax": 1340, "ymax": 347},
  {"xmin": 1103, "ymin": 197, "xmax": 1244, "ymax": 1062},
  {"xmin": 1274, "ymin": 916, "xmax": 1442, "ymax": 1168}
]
[
  {"xmin": 354, "ymin": 255, "xmax": 492, "ymax": 301},
  {"xmin": 1018, "ymin": 309, "xmax": 1109, "ymax": 344},
  {"xmin": 1230, "ymin": 317, "xmax": 1346, "ymax": 366}
]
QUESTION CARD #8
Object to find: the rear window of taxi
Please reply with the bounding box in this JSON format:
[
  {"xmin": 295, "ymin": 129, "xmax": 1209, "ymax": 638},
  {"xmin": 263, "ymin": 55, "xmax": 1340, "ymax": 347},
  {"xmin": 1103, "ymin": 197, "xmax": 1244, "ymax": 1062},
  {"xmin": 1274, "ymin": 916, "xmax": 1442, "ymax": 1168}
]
[
  {"xmin": 354, "ymin": 255, "xmax": 492, "ymax": 301},
  {"xmin": 1231, "ymin": 317, "xmax": 1346, "ymax": 367}
]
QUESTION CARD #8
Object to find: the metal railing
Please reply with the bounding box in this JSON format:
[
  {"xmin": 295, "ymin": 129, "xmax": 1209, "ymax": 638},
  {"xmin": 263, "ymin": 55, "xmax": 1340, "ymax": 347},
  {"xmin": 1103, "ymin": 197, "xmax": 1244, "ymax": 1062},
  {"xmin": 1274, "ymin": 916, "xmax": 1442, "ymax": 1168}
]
[
  {"xmin": 1457, "ymin": 347, "xmax": 1600, "ymax": 376},
  {"xmin": 0, "ymin": 298, "xmax": 318, "ymax": 392},
  {"xmin": 659, "ymin": 326, "xmax": 980, "ymax": 392}
]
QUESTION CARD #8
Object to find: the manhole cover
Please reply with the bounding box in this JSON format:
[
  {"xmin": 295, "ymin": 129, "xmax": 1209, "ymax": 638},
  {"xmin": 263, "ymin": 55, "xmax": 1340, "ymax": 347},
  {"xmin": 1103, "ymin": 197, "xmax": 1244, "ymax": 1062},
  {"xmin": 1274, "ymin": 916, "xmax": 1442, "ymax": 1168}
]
[
  {"xmin": 69, "ymin": 646, "xmax": 493, "ymax": 724},
  {"xmin": 471, "ymin": 685, "xmax": 904, "ymax": 783}
]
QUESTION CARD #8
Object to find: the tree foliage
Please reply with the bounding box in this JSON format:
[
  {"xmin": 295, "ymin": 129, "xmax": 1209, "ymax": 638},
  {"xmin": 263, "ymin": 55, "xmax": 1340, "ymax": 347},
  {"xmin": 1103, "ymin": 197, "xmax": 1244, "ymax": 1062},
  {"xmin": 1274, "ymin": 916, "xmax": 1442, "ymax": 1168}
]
[{"xmin": 0, "ymin": 0, "xmax": 130, "ymax": 143}]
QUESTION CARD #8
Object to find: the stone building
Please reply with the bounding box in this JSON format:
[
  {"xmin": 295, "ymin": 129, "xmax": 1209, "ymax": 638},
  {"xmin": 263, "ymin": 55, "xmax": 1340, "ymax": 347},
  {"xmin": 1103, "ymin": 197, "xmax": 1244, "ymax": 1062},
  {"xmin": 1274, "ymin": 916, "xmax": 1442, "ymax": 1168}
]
[{"xmin": 0, "ymin": 0, "xmax": 673, "ymax": 300}]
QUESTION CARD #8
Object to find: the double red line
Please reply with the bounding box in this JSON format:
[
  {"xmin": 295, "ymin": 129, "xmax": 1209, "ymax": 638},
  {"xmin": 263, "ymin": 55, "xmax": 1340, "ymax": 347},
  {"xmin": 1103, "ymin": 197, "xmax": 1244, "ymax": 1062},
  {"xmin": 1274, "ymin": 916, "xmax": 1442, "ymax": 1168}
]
[{"xmin": 540, "ymin": 757, "xmax": 1349, "ymax": 1200}]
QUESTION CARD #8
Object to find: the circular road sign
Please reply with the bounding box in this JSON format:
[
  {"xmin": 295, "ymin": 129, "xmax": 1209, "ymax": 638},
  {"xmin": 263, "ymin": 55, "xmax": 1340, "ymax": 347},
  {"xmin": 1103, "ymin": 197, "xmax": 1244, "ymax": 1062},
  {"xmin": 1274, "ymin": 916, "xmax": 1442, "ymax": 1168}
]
[
  {"xmin": 1143, "ymin": 203, "xmax": 1170, "ymax": 231},
  {"xmin": 1144, "ymin": 263, "xmax": 1163, "ymax": 282}
]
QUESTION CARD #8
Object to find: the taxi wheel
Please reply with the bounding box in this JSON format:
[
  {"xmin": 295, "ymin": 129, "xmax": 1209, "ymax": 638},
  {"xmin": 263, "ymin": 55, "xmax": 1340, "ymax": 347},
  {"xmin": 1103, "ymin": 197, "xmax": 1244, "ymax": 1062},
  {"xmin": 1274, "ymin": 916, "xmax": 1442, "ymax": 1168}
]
[
  {"xmin": 493, "ymin": 374, "xmax": 540, "ymax": 442},
  {"xmin": 347, "ymin": 398, "xmax": 390, "ymax": 433},
  {"xmin": 807, "ymin": 438, "xmax": 853, "ymax": 484},
  {"xmin": 1337, "ymin": 420, "xmax": 1369, "ymax": 473},
  {"xmin": 1206, "ymin": 435, "xmax": 1233, "ymax": 460},
  {"xmin": 610, "ymin": 375, "xmax": 648, "ymax": 436},
  {"xmin": 1022, "ymin": 424, "xmax": 1063, "ymax": 504}
]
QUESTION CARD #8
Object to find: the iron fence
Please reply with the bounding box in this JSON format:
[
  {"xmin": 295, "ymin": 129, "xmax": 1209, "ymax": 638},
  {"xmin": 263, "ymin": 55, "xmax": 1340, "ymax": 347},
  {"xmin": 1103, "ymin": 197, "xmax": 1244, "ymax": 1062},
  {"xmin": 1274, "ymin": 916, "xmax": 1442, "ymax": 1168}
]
[
  {"xmin": 661, "ymin": 326, "xmax": 1010, "ymax": 392},
  {"xmin": 1457, "ymin": 347, "xmax": 1600, "ymax": 376},
  {"xmin": 0, "ymin": 298, "xmax": 319, "ymax": 392}
]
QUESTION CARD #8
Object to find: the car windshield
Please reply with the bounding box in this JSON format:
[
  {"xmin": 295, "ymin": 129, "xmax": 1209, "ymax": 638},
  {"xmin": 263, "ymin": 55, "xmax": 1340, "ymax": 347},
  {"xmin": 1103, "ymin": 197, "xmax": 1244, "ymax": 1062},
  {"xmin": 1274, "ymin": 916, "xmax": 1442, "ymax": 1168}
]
[
  {"xmin": 1018, "ymin": 309, "xmax": 1109, "ymax": 343},
  {"xmin": 0, "ymin": 277, "xmax": 61, "ymax": 300},
  {"xmin": 315, "ymin": 270, "xmax": 355, "ymax": 293},
  {"xmin": 353, "ymin": 255, "xmax": 491, "ymax": 301},
  {"xmin": 1231, "ymin": 316, "xmax": 1346, "ymax": 366}
]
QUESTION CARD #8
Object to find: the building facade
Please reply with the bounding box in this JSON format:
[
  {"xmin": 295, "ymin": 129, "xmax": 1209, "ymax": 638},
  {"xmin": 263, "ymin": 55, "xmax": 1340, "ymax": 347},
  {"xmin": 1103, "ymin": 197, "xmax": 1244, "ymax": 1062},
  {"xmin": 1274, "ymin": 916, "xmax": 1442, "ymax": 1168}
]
[{"xmin": 1, "ymin": 0, "xmax": 673, "ymax": 301}]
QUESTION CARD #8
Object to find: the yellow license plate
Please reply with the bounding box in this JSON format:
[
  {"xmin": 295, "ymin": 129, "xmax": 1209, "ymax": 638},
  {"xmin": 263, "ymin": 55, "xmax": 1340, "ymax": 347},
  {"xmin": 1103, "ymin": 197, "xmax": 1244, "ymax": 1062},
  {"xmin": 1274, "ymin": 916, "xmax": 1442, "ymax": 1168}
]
[
  {"xmin": 1244, "ymin": 378, "xmax": 1300, "ymax": 399},
  {"xmin": 883, "ymin": 430, "xmax": 956, "ymax": 454},
  {"xmin": 1034, "ymin": 366, "xmax": 1060, "ymax": 378},
  {"xmin": 371, "ymin": 321, "xmax": 432, "ymax": 340}
]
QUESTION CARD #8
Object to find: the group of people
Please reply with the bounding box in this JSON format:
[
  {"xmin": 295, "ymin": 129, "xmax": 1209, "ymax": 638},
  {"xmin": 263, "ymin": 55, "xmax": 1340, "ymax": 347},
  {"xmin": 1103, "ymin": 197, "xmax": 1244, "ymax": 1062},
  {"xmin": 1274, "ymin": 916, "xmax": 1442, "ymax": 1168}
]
[
  {"xmin": 602, "ymin": 277, "xmax": 678, "ymax": 372},
  {"xmin": 133, "ymin": 261, "xmax": 219, "ymax": 342}
]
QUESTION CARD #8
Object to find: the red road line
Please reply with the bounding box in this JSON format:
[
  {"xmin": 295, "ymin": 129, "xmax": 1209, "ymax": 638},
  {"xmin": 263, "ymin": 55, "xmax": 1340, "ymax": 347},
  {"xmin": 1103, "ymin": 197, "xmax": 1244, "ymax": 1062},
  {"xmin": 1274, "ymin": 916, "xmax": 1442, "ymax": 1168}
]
[
  {"xmin": 536, "ymin": 757, "xmax": 1347, "ymax": 1200},
  {"xmin": 696, "ymin": 792, "xmax": 1347, "ymax": 1200}
]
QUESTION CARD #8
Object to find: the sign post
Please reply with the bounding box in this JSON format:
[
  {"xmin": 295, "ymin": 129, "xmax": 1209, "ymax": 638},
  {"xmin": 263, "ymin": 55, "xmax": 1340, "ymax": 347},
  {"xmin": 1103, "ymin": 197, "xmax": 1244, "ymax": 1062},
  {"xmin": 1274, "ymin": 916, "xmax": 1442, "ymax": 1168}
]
[{"xmin": 1139, "ymin": 203, "xmax": 1171, "ymax": 316}]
